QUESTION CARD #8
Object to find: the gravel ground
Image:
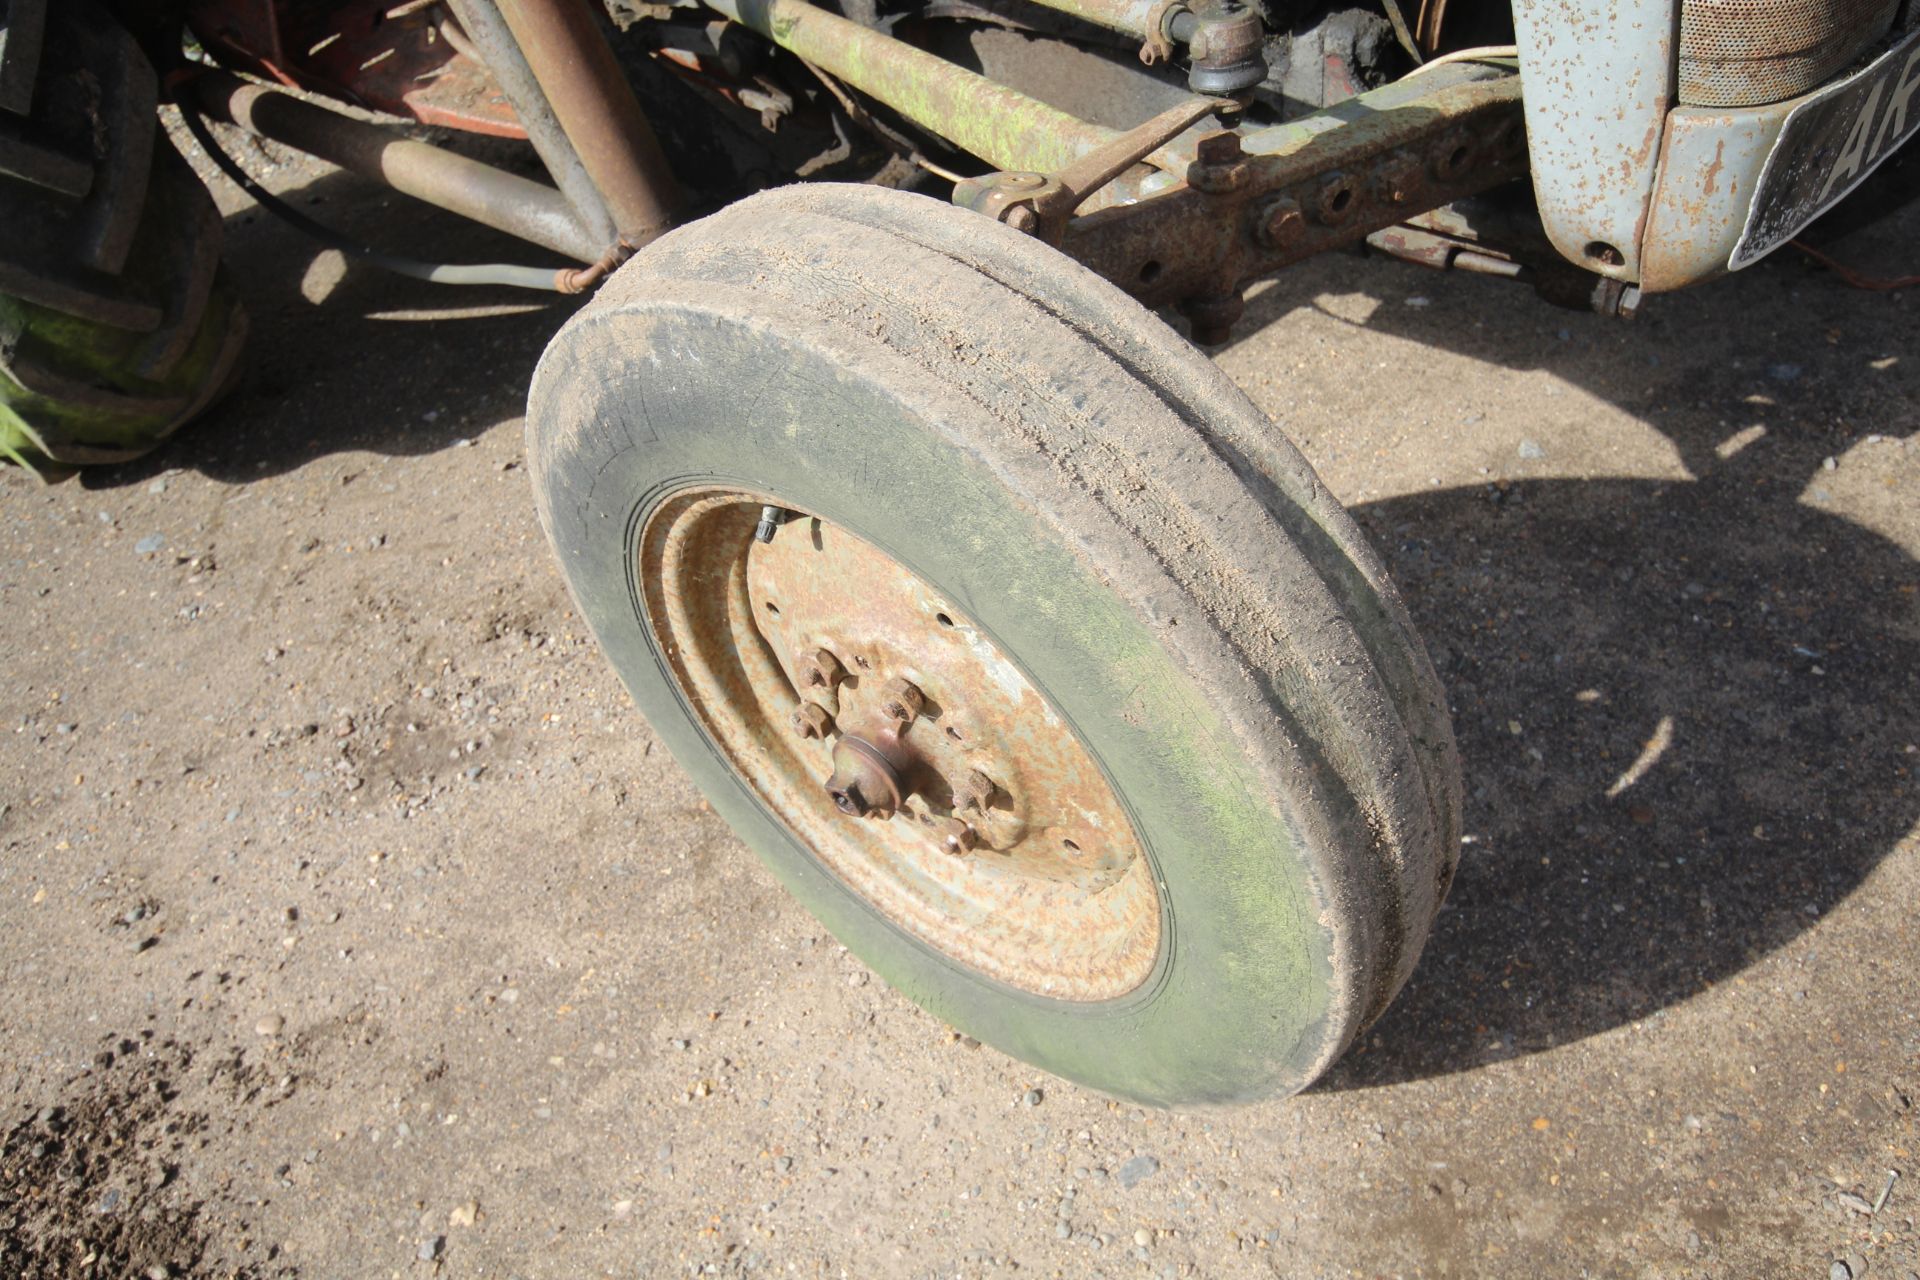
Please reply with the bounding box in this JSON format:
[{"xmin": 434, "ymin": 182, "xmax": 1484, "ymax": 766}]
[{"xmin": 1, "ymin": 120, "xmax": 1916, "ymax": 1279}]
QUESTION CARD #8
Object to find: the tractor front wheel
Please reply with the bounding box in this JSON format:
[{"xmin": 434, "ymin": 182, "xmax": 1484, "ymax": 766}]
[{"xmin": 525, "ymin": 183, "xmax": 1461, "ymax": 1106}]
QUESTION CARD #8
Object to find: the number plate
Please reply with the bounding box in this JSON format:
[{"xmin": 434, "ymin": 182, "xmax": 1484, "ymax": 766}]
[{"xmin": 1731, "ymin": 27, "xmax": 1920, "ymax": 269}]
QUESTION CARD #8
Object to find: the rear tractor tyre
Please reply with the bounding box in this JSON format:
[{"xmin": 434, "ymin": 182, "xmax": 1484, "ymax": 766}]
[
  {"xmin": 525, "ymin": 184, "xmax": 1461, "ymax": 1106},
  {"xmin": 0, "ymin": 0, "xmax": 247, "ymax": 472}
]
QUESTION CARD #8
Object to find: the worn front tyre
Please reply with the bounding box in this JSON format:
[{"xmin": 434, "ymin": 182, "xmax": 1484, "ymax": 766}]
[{"xmin": 526, "ymin": 185, "xmax": 1460, "ymax": 1106}]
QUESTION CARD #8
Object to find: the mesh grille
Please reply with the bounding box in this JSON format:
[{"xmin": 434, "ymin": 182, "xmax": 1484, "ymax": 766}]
[{"xmin": 1679, "ymin": 0, "xmax": 1900, "ymax": 107}]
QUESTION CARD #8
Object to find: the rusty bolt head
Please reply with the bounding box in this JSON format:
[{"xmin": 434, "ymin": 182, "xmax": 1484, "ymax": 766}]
[
  {"xmin": 1189, "ymin": 131, "xmax": 1252, "ymax": 195},
  {"xmin": 797, "ymin": 648, "xmax": 844, "ymax": 690},
  {"xmin": 791, "ymin": 702, "xmax": 833, "ymax": 740},
  {"xmin": 1004, "ymin": 205, "xmax": 1038, "ymax": 234},
  {"xmin": 880, "ymin": 677, "xmax": 925, "ymax": 726},
  {"xmin": 1257, "ymin": 196, "xmax": 1305, "ymax": 249},
  {"xmin": 937, "ymin": 817, "xmax": 977, "ymax": 856},
  {"xmin": 951, "ymin": 769, "xmax": 996, "ymax": 814},
  {"xmin": 1194, "ymin": 130, "xmax": 1244, "ymax": 166}
]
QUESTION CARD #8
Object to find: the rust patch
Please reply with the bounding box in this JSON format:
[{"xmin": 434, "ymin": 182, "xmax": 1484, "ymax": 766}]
[{"xmin": 1702, "ymin": 138, "xmax": 1726, "ymax": 196}]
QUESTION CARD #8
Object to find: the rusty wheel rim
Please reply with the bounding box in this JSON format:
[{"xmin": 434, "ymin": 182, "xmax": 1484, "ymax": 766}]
[{"xmin": 638, "ymin": 489, "xmax": 1160, "ymax": 1001}]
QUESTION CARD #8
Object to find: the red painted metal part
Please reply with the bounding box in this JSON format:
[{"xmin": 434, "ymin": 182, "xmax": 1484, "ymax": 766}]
[{"xmin": 185, "ymin": 0, "xmax": 526, "ymax": 137}]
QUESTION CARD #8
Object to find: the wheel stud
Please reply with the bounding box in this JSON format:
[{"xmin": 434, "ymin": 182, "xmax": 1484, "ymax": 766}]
[
  {"xmin": 797, "ymin": 648, "xmax": 844, "ymax": 690},
  {"xmin": 880, "ymin": 677, "xmax": 925, "ymax": 727},
  {"xmin": 937, "ymin": 817, "xmax": 977, "ymax": 856},
  {"xmin": 791, "ymin": 702, "xmax": 833, "ymax": 740},
  {"xmin": 951, "ymin": 769, "xmax": 996, "ymax": 814}
]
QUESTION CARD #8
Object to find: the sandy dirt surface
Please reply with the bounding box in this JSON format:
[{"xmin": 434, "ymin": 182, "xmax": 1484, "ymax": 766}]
[{"xmin": 2, "ymin": 119, "xmax": 1917, "ymax": 1279}]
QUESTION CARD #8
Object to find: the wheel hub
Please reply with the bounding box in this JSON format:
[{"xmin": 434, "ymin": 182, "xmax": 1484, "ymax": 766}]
[
  {"xmin": 637, "ymin": 490, "xmax": 1160, "ymax": 1001},
  {"xmin": 824, "ymin": 731, "xmax": 907, "ymax": 819}
]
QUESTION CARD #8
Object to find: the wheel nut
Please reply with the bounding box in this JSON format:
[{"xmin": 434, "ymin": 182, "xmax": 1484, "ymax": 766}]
[
  {"xmin": 791, "ymin": 702, "xmax": 833, "ymax": 740},
  {"xmin": 937, "ymin": 817, "xmax": 977, "ymax": 856},
  {"xmin": 880, "ymin": 677, "xmax": 925, "ymax": 727},
  {"xmin": 797, "ymin": 648, "xmax": 844, "ymax": 690},
  {"xmin": 951, "ymin": 769, "xmax": 995, "ymax": 814}
]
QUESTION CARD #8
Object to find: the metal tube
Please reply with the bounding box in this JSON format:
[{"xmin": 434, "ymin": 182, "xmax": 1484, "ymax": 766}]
[
  {"xmin": 1015, "ymin": 0, "xmax": 1160, "ymax": 37},
  {"xmin": 702, "ymin": 0, "xmax": 1131, "ymax": 173},
  {"xmin": 492, "ymin": 0, "xmax": 680, "ymax": 241},
  {"xmin": 446, "ymin": 0, "xmax": 619, "ymax": 249},
  {"xmin": 190, "ymin": 70, "xmax": 601, "ymax": 262}
]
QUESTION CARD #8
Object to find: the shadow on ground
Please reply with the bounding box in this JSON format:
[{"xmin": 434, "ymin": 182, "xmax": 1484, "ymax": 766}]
[
  {"xmin": 79, "ymin": 158, "xmax": 589, "ymax": 491},
  {"xmin": 1328, "ymin": 460, "xmax": 1917, "ymax": 1088},
  {"xmin": 1288, "ymin": 192, "xmax": 1920, "ymax": 1089}
]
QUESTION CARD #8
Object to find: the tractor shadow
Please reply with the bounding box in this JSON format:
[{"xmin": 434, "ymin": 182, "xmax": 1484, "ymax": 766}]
[
  {"xmin": 78, "ymin": 135, "xmax": 588, "ymax": 490},
  {"xmin": 1254, "ymin": 200, "xmax": 1920, "ymax": 1090},
  {"xmin": 75, "ymin": 95, "xmax": 835, "ymax": 490}
]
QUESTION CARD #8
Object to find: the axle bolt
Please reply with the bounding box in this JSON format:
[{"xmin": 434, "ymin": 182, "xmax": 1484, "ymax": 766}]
[
  {"xmin": 951, "ymin": 769, "xmax": 996, "ymax": 815},
  {"xmin": 797, "ymin": 648, "xmax": 844, "ymax": 690},
  {"xmin": 828, "ymin": 781, "xmax": 870, "ymax": 817},
  {"xmin": 1257, "ymin": 196, "xmax": 1305, "ymax": 249},
  {"xmin": 791, "ymin": 702, "xmax": 833, "ymax": 740},
  {"xmin": 1189, "ymin": 130, "xmax": 1251, "ymax": 194},
  {"xmin": 880, "ymin": 677, "xmax": 925, "ymax": 727},
  {"xmin": 937, "ymin": 817, "xmax": 977, "ymax": 857}
]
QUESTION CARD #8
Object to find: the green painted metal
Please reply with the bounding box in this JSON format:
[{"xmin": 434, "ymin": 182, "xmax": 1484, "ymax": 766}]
[
  {"xmin": 703, "ymin": 0, "xmax": 1125, "ymax": 173},
  {"xmin": 1018, "ymin": 0, "xmax": 1161, "ymax": 36}
]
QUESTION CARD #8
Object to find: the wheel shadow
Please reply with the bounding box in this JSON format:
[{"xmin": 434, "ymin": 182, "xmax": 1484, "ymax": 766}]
[{"xmin": 1269, "ymin": 200, "xmax": 1920, "ymax": 1089}]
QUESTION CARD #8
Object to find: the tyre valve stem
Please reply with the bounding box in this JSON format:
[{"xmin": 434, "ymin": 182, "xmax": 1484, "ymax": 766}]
[{"xmin": 754, "ymin": 506, "xmax": 790, "ymax": 544}]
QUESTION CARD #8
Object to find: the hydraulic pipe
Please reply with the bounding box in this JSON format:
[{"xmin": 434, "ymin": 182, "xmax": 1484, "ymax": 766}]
[
  {"xmin": 701, "ymin": 0, "xmax": 1144, "ymax": 174},
  {"xmin": 190, "ymin": 70, "xmax": 601, "ymax": 262},
  {"xmin": 445, "ymin": 0, "xmax": 619, "ymax": 249},
  {"xmin": 492, "ymin": 0, "xmax": 680, "ymax": 241}
]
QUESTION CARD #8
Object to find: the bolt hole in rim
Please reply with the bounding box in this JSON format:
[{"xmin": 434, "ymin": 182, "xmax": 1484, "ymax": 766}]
[{"xmin": 638, "ymin": 488, "xmax": 1162, "ymax": 1001}]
